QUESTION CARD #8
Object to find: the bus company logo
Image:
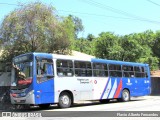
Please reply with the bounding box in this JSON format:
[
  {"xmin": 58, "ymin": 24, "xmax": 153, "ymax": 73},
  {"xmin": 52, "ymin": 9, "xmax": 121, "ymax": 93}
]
[
  {"xmin": 126, "ymin": 79, "xmax": 132, "ymax": 85},
  {"xmin": 77, "ymin": 78, "xmax": 89, "ymax": 84}
]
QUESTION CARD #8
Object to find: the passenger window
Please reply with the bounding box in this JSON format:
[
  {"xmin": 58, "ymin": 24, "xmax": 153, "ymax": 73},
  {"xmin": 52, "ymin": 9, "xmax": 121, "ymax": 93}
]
[
  {"xmin": 56, "ymin": 59, "xmax": 73, "ymax": 77},
  {"xmin": 109, "ymin": 64, "xmax": 122, "ymax": 77},
  {"xmin": 74, "ymin": 61, "xmax": 92, "ymax": 77},
  {"xmin": 144, "ymin": 67, "xmax": 149, "ymax": 78},
  {"xmin": 134, "ymin": 66, "xmax": 146, "ymax": 78},
  {"xmin": 93, "ymin": 63, "xmax": 108, "ymax": 77},
  {"xmin": 122, "ymin": 65, "xmax": 134, "ymax": 77}
]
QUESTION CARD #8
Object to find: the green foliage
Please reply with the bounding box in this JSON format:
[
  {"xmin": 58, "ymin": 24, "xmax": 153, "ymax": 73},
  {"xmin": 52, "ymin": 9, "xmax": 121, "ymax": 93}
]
[
  {"xmin": 93, "ymin": 31, "xmax": 159, "ymax": 70},
  {"xmin": 87, "ymin": 34, "xmax": 95, "ymax": 41},
  {"xmin": 68, "ymin": 15, "xmax": 84, "ymax": 38},
  {"xmin": 73, "ymin": 38, "xmax": 93, "ymax": 55},
  {"xmin": 120, "ymin": 34, "xmax": 143, "ymax": 61},
  {"xmin": 94, "ymin": 32, "xmax": 122, "ymax": 60},
  {"xmin": 0, "ymin": 2, "xmax": 160, "ymax": 71},
  {"xmin": 0, "ymin": 2, "xmax": 75, "ymax": 62},
  {"xmin": 152, "ymin": 31, "xmax": 160, "ymax": 58}
]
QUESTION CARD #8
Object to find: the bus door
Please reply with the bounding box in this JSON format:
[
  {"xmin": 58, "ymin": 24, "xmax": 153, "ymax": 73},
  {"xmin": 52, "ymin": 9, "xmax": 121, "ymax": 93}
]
[
  {"xmin": 135, "ymin": 66, "xmax": 150, "ymax": 96},
  {"xmin": 122, "ymin": 65, "xmax": 136, "ymax": 96},
  {"xmin": 35, "ymin": 57, "xmax": 54, "ymax": 104},
  {"xmin": 133, "ymin": 66, "xmax": 144, "ymax": 96}
]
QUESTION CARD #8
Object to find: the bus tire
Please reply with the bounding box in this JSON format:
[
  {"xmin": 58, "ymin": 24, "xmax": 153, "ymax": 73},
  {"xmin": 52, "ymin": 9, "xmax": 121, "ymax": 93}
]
[
  {"xmin": 121, "ymin": 89, "xmax": 130, "ymax": 102},
  {"xmin": 39, "ymin": 104, "xmax": 50, "ymax": 109},
  {"xmin": 58, "ymin": 92, "xmax": 72, "ymax": 108}
]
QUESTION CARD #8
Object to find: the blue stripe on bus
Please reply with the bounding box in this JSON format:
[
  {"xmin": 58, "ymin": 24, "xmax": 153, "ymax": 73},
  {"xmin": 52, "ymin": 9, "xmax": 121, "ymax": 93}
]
[
  {"xmin": 107, "ymin": 78, "xmax": 116, "ymax": 99},
  {"xmin": 100, "ymin": 77, "xmax": 110, "ymax": 99}
]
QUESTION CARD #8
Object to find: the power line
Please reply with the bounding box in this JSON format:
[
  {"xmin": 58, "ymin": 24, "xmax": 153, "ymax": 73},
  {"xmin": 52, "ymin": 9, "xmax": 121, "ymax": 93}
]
[
  {"xmin": 58, "ymin": 10, "xmax": 138, "ymax": 20},
  {"xmin": 146, "ymin": 0, "xmax": 160, "ymax": 7},
  {"xmin": 78, "ymin": 0, "xmax": 160, "ymax": 25},
  {"xmin": 1, "ymin": 1, "xmax": 160, "ymax": 25},
  {"xmin": 0, "ymin": 2, "xmax": 136, "ymax": 21},
  {"xmin": 0, "ymin": 2, "xmax": 23, "ymax": 6},
  {"xmin": 58, "ymin": 10, "xmax": 160, "ymax": 24},
  {"xmin": 58, "ymin": 10, "xmax": 158, "ymax": 26}
]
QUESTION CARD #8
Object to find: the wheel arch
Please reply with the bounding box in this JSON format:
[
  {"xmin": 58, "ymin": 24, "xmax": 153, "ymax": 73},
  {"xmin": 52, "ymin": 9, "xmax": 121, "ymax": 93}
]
[{"xmin": 122, "ymin": 88, "xmax": 130, "ymax": 94}]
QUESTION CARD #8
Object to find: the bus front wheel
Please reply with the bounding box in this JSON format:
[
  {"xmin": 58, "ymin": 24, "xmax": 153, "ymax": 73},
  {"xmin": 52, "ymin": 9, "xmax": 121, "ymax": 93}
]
[{"xmin": 58, "ymin": 92, "xmax": 72, "ymax": 108}]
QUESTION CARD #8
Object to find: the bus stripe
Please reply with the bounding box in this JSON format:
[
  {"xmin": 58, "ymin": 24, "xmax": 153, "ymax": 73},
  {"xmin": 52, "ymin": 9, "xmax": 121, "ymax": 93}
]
[
  {"xmin": 114, "ymin": 79, "xmax": 122, "ymax": 98},
  {"xmin": 100, "ymin": 77, "xmax": 110, "ymax": 99},
  {"xmin": 108, "ymin": 79, "xmax": 117, "ymax": 98},
  {"xmin": 103, "ymin": 79, "xmax": 112, "ymax": 99}
]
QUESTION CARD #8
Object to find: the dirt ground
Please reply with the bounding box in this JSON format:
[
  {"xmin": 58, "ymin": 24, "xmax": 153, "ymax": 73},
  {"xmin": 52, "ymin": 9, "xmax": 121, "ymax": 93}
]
[{"xmin": 151, "ymin": 70, "xmax": 160, "ymax": 77}]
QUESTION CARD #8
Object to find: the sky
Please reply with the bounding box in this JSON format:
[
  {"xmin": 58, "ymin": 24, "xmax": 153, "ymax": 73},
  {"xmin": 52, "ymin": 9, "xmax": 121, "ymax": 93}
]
[{"xmin": 0, "ymin": 0, "xmax": 160, "ymax": 37}]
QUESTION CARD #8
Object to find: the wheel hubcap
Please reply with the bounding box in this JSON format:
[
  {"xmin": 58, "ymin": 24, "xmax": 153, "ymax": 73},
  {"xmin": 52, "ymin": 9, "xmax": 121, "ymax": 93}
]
[
  {"xmin": 61, "ymin": 95, "xmax": 69, "ymax": 105},
  {"xmin": 123, "ymin": 91, "xmax": 129, "ymax": 101}
]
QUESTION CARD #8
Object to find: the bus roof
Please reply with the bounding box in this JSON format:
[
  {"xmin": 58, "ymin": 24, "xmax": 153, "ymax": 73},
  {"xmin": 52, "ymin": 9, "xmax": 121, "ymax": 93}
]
[
  {"xmin": 14, "ymin": 52, "xmax": 148, "ymax": 66},
  {"xmin": 91, "ymin": 58, "xmax": 148, "ymax": 67}
]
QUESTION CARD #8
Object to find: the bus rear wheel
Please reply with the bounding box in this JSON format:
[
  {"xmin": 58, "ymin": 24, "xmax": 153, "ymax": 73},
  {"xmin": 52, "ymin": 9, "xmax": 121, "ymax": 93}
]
[
  {"xmin": 58, "ymin": 92, "xmax": 72, "ymax": 108},
  {"xmin": 120, "ymin": 89, "xmax": 130, "ymax": 102}
]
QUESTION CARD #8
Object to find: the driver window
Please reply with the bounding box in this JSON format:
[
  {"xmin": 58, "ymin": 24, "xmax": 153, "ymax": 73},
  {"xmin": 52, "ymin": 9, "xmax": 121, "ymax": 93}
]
[{"xmin": 36, "ymin": 58, "xmax": 54, "ymax": 83}]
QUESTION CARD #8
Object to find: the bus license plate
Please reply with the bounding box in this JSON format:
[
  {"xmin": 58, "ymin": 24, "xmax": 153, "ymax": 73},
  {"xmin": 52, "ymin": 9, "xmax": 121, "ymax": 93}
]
[{"xmin": 16, "ymin": 99, "xmax": 20, "ymax": 103}]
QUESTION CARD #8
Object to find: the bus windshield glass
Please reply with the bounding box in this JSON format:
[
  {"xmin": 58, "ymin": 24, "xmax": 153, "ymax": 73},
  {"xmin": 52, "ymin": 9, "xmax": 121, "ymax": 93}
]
[{"xmin": 11, "ymin": 54, "xmax": 33, "ymax": 88}]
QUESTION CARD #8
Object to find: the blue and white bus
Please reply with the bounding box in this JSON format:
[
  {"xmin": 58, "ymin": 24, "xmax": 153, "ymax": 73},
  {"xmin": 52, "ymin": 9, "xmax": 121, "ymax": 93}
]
[{"xmin": 10, "ymin": 52, "xmax": 151, "ymax": 108}]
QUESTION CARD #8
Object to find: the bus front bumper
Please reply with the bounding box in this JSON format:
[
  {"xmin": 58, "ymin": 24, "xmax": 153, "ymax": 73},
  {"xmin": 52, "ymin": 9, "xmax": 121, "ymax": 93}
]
[{"xmin": 10, "ymin": 90, "xmax": 35, "ymax": 104}]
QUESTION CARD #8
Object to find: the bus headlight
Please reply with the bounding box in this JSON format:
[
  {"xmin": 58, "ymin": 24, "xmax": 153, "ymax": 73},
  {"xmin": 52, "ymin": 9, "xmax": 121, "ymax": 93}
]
[{"xmin": 20, "ymin": 92, "xmax": 26, "ymax": 97}]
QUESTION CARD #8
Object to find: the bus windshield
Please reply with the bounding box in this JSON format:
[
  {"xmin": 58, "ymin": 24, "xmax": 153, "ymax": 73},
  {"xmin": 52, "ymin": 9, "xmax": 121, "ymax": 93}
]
[{"xmin": 11, "ymin": 55, "xmax": 33, "ymax": 88}]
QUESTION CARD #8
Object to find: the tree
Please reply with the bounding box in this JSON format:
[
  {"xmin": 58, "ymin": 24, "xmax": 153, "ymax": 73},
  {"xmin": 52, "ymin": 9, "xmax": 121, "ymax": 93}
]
[
  {"xmin": 73, "ymin": 38, "xmax": 93, "ymax": 55},
  {"xmin": 121, "ymin": 32, "xmax": 159, "ymax": 70},
  {"xmin": 152, "ymin": 31, "xmax": 160, "ymax": 58},
  {"xmin": 120, "ymin": 34, "xmax": 143, "ymax": 62},
  {"xmin": 87, "ymin": 34, "xmax": 95, "ymax": 41},
  {"xmin": 93, "ymin": 31, "xmax": 159, "ymax": 70},
  {"xmin": 94, "ymin": 32, "xmax": 122, "ymax": 60},
  {"xmin": 0, "ymin": 2, "xmax": 75, "ymax": 62},
  {"xmin": 68, "ymin": 15, "xmax": 84, "ymax": 38}
]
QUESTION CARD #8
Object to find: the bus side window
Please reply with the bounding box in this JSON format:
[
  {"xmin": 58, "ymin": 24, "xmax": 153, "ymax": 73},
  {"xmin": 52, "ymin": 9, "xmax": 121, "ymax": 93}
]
[
  {"xmin": 109, "ymin": 64, "xmax": 122, "ymax": 77},
  {"xmin": 122, "ymin": 65, "xmax": 134, "ymax": 78},
  {"xmin": 144, "ymin": 66, "xmax": 149, "ymax": 78},
  {"xmin": 56, "ymin": 59, "xmax": 73, "ymax": 77},
  {"xmin": 93, "ymin": 63, "xmax": 108, "ymax": 77},
  {"xmin": 134, "ymin": 66, "xmax": 146, "ymax": 78},
  {"xmin": 74, "ymin": 61, "xmax": 92, "ymax": 77}
]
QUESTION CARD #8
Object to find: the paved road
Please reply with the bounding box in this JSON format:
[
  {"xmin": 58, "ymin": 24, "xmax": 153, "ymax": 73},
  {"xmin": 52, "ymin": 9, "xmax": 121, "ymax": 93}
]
[
  {"xmin": 8, "ymin": 95, "xmax": 159, "ymax": 112},
  {"xmin": 2, "ymin": 95, "xmax": 160, "ymax": 120},
  {"xmin": 43, "ymin": 95, "xmax": 160, "ymax": 111}
]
